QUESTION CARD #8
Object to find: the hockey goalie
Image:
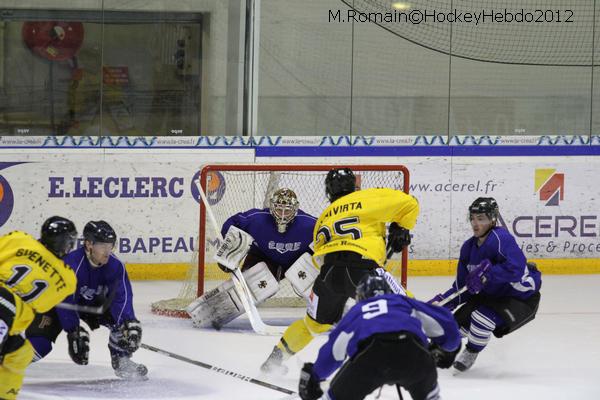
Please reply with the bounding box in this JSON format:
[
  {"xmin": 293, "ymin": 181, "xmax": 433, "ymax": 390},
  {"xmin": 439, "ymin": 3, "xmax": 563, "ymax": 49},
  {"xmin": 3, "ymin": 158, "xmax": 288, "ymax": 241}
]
[{"xmin": 186, "ymin": 188, "xmax": 319, "ymax": 329}]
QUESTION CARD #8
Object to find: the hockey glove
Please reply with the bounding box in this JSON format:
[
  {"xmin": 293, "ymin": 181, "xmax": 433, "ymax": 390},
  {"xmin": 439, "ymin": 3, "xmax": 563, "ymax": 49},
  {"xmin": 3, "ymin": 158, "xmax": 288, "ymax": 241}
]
[
  {"xmin": 118, "ymin": 319, "xmax": 142, "ymax": 353},
  {"xmin": 427, "ymin": 293, "xmax": 457, "ymax": 311},
  {"xmin": 387, "ymin": 222, "xmax": 411, "ymax": 254},
  {"xmin": 466, "ymin": 259, "xmax": 492, "ymax": 294},
  {"xmin": 429, "ymin": 342, "xmax": 461, "ymax": 369},
  {"xmin": 67, "ymin": 326, "xmax": 90, "ymax": 365},
  {"xmin": 299, "ymin": 363, "xmax": 323, "ymax": 400}
]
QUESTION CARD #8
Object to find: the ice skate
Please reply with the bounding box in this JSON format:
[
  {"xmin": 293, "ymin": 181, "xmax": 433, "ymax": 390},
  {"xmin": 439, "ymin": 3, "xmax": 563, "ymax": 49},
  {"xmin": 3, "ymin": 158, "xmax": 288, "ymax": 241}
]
[
  {"xmin": 112, "ymin": 354, "xmax": 149, "ymax": 380},
  {"xmin": 453, "ymin": 348, "xmax": 479, "ymax": 372},
  {"xmin": 260, "ymin": 347, "xmax": 289, "ymax": 375}
]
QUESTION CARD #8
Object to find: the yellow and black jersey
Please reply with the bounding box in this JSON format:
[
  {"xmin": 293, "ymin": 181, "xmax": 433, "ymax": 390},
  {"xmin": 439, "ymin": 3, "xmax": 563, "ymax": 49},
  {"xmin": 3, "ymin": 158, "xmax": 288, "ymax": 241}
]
[
  {"xmin": 313, "ymin": 188, "xmax": 419, "ymax": 266},
  {"xmin": 0, "ymin": 231, "xmax": 77, "ymax": 326}
]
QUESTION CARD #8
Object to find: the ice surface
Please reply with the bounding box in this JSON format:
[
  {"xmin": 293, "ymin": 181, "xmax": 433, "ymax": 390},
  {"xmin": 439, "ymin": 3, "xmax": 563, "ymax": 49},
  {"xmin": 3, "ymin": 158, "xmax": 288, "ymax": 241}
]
[{"xmin": 20, "ymin": 275, "xmax": 600, "ymax": 399}]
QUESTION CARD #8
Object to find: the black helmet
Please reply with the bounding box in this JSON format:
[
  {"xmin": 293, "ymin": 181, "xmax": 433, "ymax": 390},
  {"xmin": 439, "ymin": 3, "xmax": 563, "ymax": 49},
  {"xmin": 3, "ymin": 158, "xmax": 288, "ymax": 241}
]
[
  {"xmin": 83, "ymin": 220, "xmax": 117, "ymax": 244},
  {"xmin": 325, "ymin": 167, "xmax": 356, "ymax": 202},
  {"xmin": 356, "ymin": 274, "xmax": 393, "ymax": 301},
  {"xmin": 469, "ymin": 197, "xmax": 499, "ymax": 222},
  {"xmin": 40, "ymin": 216, "xmax": 77, "ymax": 258}
]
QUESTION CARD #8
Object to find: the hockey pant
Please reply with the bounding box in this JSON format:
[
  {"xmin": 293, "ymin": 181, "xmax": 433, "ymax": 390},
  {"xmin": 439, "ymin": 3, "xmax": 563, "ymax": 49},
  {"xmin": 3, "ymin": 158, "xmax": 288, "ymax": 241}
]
[
  {"xmin": 454, "ymin": 291, "xmax": 541, "ymax": 338},
  {"xmin": 309, "ymin": 251, "xmax": 378, "ymax": 325},
  {"xmin": 326, "ymin": 332, "xmax": 439, "ymax": 400},
  {"xmin": 28, "ymin": 306, "xmax": 134, "ymax": 361},
  {"xmin": 0, "ymin": 286, "xmax": 35, "ymax": 400}
]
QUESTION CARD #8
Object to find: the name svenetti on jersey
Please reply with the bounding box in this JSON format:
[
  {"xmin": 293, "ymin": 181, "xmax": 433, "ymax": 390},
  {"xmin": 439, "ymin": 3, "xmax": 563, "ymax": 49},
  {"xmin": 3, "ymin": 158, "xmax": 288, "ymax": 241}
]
[
  {"xmin": 15, "ymin": 248, "xmax": 69, "ymax": 291},
  {"xmin": 322, "ymin": 201, "xmax": 363, "ymax": 218}
]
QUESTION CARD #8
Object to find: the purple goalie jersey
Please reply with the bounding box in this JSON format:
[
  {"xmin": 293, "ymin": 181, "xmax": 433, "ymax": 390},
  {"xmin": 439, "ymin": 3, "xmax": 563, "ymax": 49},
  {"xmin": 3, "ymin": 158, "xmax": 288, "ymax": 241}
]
[
  {"xmin": 221, "ymin": 208, "xmax": 316, "ymax": 271},
  {"xmin": 56, "ymin": 247, "xmax": 136, "ymax": 331}
]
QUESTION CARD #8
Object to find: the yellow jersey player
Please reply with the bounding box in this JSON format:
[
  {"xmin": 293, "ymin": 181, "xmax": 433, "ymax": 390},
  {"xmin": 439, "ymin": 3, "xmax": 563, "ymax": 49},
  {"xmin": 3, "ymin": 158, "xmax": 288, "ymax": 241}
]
[
  {"xmin": 261, "ymin": 167, "xmax": 419, "ymax": 374},
  {"xmin": 0, "ymin": 216, "xmax": 78, "ymax": 400}
]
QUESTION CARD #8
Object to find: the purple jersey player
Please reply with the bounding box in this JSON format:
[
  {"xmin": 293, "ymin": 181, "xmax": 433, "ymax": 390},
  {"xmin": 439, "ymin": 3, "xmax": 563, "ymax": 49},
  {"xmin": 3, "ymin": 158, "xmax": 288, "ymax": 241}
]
[
  {"xmin": 298, "ymin": 274, "xmax": 461, "ymax": 400},
  {"xmin": 27, "ymin": 220, "xmax": 147, "ymax": 380},
  {"xmin": 429, "ymin": 197, "xmax": 542, "ymax": 372}
]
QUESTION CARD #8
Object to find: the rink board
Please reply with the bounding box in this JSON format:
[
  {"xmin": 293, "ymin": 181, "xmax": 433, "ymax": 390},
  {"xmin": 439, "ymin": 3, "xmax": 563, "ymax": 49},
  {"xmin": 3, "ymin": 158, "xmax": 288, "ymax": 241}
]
[{"xmin": 1, "ymin": 135, "xmax": 600, "ymax": 277}]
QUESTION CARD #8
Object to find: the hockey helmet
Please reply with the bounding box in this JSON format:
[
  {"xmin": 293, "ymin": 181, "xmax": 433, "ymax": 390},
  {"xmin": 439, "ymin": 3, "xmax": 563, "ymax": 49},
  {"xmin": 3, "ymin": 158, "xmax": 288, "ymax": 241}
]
[
  {"xmin": 325, "ymin": 167, "xmax": 356, "ymax": 202},
  {"xmin": 83, "ymin": 220, "xmax": 117, "ymax": 244},
  {"xmin": 269, "ymin": 188, "xmax": 299, "ymax": 233},
  {"xmin": 356, "ymin": 274, "xmax": 393, "ymax": 301},
  {"xmin": 468, "ymin": 197, "xmax": 499, "ymax": 223},
  {"xmin": 40, "ymin": 216, "xmax": 77, "ymax": 258}
]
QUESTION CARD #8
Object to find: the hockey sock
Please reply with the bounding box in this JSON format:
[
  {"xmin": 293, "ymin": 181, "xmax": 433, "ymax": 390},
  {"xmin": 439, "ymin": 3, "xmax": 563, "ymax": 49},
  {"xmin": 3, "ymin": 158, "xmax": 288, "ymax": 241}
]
[
  {"xmin": 28, "ymin": 336, "xmax": 53, "ymax": 362},
  {"xmin": 277, "ymin": 316, "xmax": 332, "ymax": 357},
  {"xmin": 467, "ymin": 306, "xmax": 504, "ymax": 352}
]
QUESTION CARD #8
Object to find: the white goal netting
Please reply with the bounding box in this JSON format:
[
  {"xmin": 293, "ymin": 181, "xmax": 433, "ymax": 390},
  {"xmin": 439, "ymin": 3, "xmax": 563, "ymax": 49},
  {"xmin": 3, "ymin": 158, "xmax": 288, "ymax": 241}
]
[{"xmin": 151, "ymin": 164, "xmax": 409, "ymax": 317}]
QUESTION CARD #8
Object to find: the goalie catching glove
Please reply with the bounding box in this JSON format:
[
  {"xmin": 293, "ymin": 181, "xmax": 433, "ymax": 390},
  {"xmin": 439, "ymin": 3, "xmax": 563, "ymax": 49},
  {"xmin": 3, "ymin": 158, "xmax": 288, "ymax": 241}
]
[
  {"xmin": 215, "ymin": 225, "xmax": 255, "ymax": 272},
  {"xmin": 387, "ymin": 222, "xmax": 411, "ymax": 254},
  {"xmin": 67, "ymin": 326, "xmax": 90, "ymax": 365}
]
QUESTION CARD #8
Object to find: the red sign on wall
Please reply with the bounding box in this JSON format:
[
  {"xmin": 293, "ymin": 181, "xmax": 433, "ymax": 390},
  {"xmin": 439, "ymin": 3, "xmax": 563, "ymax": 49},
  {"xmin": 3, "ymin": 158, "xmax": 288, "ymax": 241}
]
[{"xmin": 103, "ymin": 66, "xmax": 130, "ymax": 86}]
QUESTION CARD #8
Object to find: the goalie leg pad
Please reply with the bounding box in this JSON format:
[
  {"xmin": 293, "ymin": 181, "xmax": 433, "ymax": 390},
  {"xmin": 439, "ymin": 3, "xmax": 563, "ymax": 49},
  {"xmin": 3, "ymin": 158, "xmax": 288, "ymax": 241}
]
[
  {"xmin": 186, "ymin": 280, "xmax": 244, "ymax": 329},
  {"xmin": 284, "ymin": 252, "xmax": 319, "ymax": 297},
  {"xmin": 186, "ymin": 262, "xmax": 278, "ymax": 329},
  {"xmin": 243, "ymin": 262, "xmax": 280, "ymax": 303}
]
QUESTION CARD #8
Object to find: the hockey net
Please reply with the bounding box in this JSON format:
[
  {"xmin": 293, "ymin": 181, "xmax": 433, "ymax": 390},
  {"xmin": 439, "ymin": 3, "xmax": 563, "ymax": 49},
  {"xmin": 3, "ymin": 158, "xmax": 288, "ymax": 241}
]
[{"xmin": 151, "ymin": 164, "xmax": 410, "ymax": 317}]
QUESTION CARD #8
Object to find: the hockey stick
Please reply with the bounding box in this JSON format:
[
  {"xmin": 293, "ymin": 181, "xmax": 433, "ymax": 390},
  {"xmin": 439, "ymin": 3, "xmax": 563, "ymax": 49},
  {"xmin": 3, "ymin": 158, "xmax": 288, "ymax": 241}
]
[
  {"xmin": 198, "ymin": 180, "xmax": 284, "ymax": 335},
  {"xmin": 434, "ymin": 286, "xmax": 468, "ymax": 307},
  {"xmin": 55, "ymin": 288, "xmax": 116, "ymax": 315},
  {"xmin": 140, "ymin": 343, "xmax": 295, "ymax": 395}
]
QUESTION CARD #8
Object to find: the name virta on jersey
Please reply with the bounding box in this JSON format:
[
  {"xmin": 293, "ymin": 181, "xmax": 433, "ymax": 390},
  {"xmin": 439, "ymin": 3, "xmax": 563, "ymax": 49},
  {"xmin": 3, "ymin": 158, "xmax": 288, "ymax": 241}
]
[{"xmin": 323, "ymin": 201, "xmax": 362, "ymax": 218}]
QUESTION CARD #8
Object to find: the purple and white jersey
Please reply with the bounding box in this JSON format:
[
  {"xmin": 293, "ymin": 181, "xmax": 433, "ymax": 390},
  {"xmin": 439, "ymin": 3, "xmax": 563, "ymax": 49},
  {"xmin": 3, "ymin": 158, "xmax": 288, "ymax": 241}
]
[
  {"xmin": 312, "ymin": 294, "xmax": 461, "ymax": 381},
  {"xmin": 221, "ymin": 208, "xmax": 316, "ymax": 270},
  {"xmin": 56, "ymin": 247, "xmax": 136, "ymax": 331},
  {"xmin": 444, "ymin": 227, "xmax": 542, "ymax": 305}
]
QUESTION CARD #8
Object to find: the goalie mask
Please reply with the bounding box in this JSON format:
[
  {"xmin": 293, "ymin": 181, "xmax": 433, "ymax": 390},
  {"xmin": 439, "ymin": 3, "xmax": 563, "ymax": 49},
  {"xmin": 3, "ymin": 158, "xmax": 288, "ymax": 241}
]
[{"xmin": 269, "ymin": 188, "xmax": 300, "ymax": 233}]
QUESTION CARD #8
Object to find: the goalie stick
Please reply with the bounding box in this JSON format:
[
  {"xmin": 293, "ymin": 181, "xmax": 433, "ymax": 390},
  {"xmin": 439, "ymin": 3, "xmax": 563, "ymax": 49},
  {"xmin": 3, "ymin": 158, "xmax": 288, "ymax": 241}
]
[
  {"xmin": 197, "ymin": 179, "xmax": 285, "ymax": 335},
  {"xmin": 140, "ymin": 343, "xmax": 295, "ymax": 395}
]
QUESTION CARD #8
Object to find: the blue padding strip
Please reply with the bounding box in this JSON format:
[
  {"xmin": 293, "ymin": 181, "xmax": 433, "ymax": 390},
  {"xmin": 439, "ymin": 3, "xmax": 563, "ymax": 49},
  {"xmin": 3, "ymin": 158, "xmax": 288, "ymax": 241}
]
[{"xmin": 256, "ymin": 146, "xmax": 600, "ymax": 157}]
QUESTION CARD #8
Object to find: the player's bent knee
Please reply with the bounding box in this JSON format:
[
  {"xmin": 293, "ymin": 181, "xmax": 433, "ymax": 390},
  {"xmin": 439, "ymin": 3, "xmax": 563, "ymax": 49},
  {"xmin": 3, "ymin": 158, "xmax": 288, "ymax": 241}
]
[{"xmin": 304, "ymin": 315, "xmax": 332, "ymax": 335}]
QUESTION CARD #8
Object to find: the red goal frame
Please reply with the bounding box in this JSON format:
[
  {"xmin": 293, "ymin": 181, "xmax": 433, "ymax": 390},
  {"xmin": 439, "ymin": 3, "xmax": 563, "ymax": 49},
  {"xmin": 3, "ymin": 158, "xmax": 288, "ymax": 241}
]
[{"xmin": 197, "ymin": 164, "xmax": 411, "ymax": 297}]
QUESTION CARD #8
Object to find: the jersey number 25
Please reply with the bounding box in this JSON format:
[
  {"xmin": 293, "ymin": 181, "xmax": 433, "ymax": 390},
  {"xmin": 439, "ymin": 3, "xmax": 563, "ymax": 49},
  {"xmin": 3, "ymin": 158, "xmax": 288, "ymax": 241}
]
[{"xmin": 317, "ymin": 216, "xmax": 362, "ymax": 243}]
